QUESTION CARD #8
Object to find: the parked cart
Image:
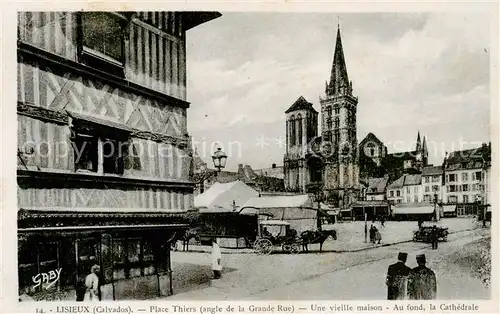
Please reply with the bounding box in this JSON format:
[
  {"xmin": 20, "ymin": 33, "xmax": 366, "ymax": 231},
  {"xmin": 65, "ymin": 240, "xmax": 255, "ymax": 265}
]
[
  {"xmin": 413, "ymin": 223, "xmax": 449, "ymax": 243},
  {"xmin": 253, "ymin": 220, "xmax": 302, "ymax": 254}
]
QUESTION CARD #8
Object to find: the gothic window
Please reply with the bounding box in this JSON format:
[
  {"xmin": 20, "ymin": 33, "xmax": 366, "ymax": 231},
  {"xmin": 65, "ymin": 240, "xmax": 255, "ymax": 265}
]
[
  {"xmin": 297, "ymin": 114, "xmax": 303, "ymax": 145},
  {"xmin": 290, "ymin": 115, "xmax": 296, "ymax": 146},
  {"xmin": 334, "ymin": 107, "xmax": 340, "ymax": 115},
  {"xmin": 327, "ymin": 107, "xmax": 332, "ymax": 117},
  {"xmin": 327, "ymin": 118, "xmax": 332, "ymax": 129},
  {"xmin": 334, "ymin": 117, "xmax": 339, "ymax": 129}
]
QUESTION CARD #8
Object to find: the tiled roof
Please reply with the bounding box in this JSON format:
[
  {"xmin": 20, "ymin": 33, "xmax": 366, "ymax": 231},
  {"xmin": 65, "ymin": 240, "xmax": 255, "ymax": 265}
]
[
  {"xmin": 422, "ymin": 166, "xmax": 442, "ymax": 176},
  {"xmin": 285, "ymin": 96, "xmax": 317, "ymax": 114},
  {"xmin": 366, "ymin": 176, "xmax": 389, "ymax": 194},
  {"xmin": 446, "ymin": 144, "xmax": 491, "ymax": 170},
  {"xmin": 387, "ymin": 175, "xmax": 405, "ymax": 189},
  {"xmin": 359, "ymin": 132, "xmax": 385, "ymax": 147},
  {"xmin": 404, "ymin": 174, "xmax": 421, "ymax": 186}
]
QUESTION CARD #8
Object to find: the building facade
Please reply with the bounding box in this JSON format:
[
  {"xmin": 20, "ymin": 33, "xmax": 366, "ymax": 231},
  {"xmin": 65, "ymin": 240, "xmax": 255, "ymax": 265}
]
[
  {"xmin": 17, "ymin": 11, "xmax": 220, "ymax": 301},
  {"xmin": 443, "ymin": 144, "xmax": 490, "ymax": 215},
  {"xmin": 421, "ymin": 165, "xmax": 443, "ymax": 203}
]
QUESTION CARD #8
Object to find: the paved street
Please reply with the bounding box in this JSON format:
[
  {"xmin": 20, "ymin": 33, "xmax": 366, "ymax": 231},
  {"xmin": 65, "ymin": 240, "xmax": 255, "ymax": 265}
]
[{"xmin": 166, "ymin": 220, "xmax": 490, "ymax": 300}]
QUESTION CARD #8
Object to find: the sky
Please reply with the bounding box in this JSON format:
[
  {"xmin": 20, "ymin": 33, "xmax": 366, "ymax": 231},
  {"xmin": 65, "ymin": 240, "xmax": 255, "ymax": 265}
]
[{"xmin": 184, "ymin": 12, "xmax": 491, "ymax": 171}]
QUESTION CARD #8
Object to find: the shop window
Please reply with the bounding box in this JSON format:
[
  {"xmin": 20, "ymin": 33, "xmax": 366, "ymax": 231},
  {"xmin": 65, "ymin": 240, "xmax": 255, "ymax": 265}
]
[
  {"xmin": 112, "ymin": 237, "xmax": 158, "ymax": 280},
  {"xmin": 18, "ymin": 241, "xmax": 38, "ymax": 291},
  {"xmin": 128, "ymin": 238, "xmax": 142, "ymax": 278},
  {"xmin": 77, "ymin": 238, "xmax": 100, "ymax": 283},
  {"xmin": 143, "ymin": 239, "xmax": 156, "ymax": 276},
  {"xmin": 112, "ymin": 239, "xmax": 127, "ymax": 280},
  {"xmin": 80, "ymin": 12, "xmax": 126, "ymax": 75}
]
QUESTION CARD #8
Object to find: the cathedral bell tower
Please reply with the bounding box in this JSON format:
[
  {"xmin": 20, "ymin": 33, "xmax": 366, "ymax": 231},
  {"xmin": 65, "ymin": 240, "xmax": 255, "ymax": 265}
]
[
  {"xmin": 284, "ymin": 96, "xmax": 319, "ymax": 193},
  {"xmin": 320, "ymin": 26, "xmax": 359, "ymax": 208}
]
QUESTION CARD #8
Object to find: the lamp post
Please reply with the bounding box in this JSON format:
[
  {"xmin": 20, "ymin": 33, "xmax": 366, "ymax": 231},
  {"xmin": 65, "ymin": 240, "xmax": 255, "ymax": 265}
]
[
  {"xmin": 197, "ymin": 147, "xmax": 228, "ymax": 193},
  {"xmin": 307, "ymin": 183, "xmax": 323, "ymax": 231}
]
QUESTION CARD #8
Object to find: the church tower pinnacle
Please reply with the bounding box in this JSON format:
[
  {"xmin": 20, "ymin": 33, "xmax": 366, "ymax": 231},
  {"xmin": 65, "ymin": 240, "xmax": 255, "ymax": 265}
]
[
  {"xmin": 326, "ymin": 27, "xmax": 353, "ymax": 97},
  {"xmin": 320, "ymin": 25, "xmax": 359, "ymax": 209}
]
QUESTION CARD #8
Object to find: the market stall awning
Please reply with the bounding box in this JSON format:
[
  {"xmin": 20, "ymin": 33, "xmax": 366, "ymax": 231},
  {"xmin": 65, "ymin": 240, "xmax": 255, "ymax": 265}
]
[
  {"xmin": 352, "ymin": 200, "xmax": 389, "ymax": 207},
  {"xmin": 240, "ymin": 194, "xmax": 313, "ymax": 210},
  {"xmin": 18, "ymin": 207, "xmax": 187, "ymax": 219},
  {"xmin": 195, "ymin": 181, "xmax": 259, "ymax": 213}
]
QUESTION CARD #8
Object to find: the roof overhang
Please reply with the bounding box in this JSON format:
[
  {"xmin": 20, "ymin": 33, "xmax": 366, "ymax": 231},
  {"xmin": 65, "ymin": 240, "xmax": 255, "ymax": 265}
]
[{"xmin": 182, "ymin": 12, "xmax": 222, "ymax": 31}]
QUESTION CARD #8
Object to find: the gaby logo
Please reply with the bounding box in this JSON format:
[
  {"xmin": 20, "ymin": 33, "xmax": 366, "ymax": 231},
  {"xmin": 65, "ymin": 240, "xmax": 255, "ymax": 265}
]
[{"xmin": 32, "ymin": 268, "xmax": 62, "ymax": 289}]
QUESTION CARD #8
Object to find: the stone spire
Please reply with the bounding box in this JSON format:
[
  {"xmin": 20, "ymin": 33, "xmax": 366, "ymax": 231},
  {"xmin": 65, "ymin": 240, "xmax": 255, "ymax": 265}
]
[
  {"xmin": 416, "ymin": 131, "xmax": 422, "ymax": 152},
  {"xmin": 422, "ymin": 136, "xmax": 428, "ymax": 158},
  {"xmin": 326, "ymin": 26, "xmax": 350, "ymax": 97}
]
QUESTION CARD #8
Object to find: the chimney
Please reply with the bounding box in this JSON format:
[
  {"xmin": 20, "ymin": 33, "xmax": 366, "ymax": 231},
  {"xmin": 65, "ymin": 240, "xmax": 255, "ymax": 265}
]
[
  {"xmin": 272, "ymin": 163, "xmax": 276, "ymax": 169},
  {"xmin": 237, "ymin": 164, "xmax": 244, "ymax": 180}
]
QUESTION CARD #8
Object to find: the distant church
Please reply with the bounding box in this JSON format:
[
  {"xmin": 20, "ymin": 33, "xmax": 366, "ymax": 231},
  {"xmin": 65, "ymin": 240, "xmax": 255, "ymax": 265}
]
[{"xmin": 284, "ymin": 26, "xmax": 359, "ymax": 209}]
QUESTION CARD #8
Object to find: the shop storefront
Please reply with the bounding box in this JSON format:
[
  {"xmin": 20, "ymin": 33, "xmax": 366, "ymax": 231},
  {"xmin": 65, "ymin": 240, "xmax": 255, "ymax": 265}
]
[{"xmin": 18, "ymin": 209, "xmax": 188, "ymax": 301}]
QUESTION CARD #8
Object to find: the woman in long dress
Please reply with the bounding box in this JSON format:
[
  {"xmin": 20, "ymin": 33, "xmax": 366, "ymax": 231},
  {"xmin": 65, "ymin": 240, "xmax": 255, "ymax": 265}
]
[
  {"xmin": 211, "ymin": 239, "xmax": 222, "ymax": 279},
  {"xmin": 83, "ymin": 265, "xmax": 100, "ymax": 302}
]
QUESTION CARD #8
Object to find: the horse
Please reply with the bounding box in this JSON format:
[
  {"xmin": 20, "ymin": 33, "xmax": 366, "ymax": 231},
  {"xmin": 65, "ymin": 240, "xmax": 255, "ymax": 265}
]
[
  {"xmin": 171, "ymin": 230, "xmax": 200, "ymax": 252},
  {"xmin": 300, "ymin": 229, "xmax": 337, "ymax": 253}
]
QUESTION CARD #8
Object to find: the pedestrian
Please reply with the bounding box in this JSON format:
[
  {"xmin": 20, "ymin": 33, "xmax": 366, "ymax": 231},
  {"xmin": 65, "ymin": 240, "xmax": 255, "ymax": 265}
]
[
  {"xmin": 418, "ymin": 219, "xmax": 423, "ymax": 229},
  {"xmin": 83, "ymin": 264, "xmax": 100, "ymax": 302},
  {"xmin": 407, "ymin": 254, "xmax": 437, "ymax": 300},
  {"xmin": 369, "ymin": 225, "xmax": 375, "ymax": 244},
  {"xmin": 374, "ymin": 227, "xmax": 382, "ymax": 244},
  {"xmin": 386, "ymin": 252, "xmax": 411, "ymax": 300},
  {"xmin": 431, "ymin": 225, "xmax": 438, "ymax": 250},
  {"xmin": 380, "ymin": 215, "xmax": 386, "ymax": 227},
  {"xmin": 211, "ymin": 238, "xmax": 222, "ymax": 279}
]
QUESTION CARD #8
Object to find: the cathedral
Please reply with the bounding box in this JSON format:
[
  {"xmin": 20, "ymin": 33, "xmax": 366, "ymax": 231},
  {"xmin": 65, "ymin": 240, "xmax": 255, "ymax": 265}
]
[{"xmin": 284, "ymin": 26, "xmax": 359, "ymax": 209}]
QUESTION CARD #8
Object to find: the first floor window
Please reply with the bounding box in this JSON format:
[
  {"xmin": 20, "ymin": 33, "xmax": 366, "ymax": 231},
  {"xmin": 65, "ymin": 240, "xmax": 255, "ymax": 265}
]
[
  {"xmin": 390, "ymin": 191, "xmax": 394, "ymax": 197},
  {"xmin": 448, "ymin": 195, "xmax": 457, "ymax": 203},
  {"xmin": 72, "ymin": 126, "xmax": 130, "ymax": 175},
  {"xmin": 396, "ymin": 190, "xmax": 401, "ymax": 197},
  {"xmin": 425, "ymin": 186, "xmax": 430, "ymax": 193},
  {"xmin": 463, "ymin": 195, "xmax": 469, "ymax": 204},
  {"xmin": 462, "ymin": 184, "xmax": 469, "ymax": 192}
]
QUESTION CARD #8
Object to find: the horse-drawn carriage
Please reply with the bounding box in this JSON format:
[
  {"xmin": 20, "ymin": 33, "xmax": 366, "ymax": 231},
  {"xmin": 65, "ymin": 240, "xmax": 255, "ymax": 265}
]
[
  {"xmin": 252, "ymin": 220, "xmax": 338, "ymax": 254},
  {"xmin": 253, "ymin": 220, "xmax": 302, "ymax": 254},
  {"xmin": 413, "ymin": 223, "xmax": 449, "ymax": 243}
]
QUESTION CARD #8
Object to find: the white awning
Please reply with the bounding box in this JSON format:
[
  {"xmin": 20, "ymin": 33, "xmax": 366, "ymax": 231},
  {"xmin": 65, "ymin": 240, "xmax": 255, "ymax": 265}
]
[{"xmin": 392, "ymin": 205, "xmax": 435, "ymax": 215}]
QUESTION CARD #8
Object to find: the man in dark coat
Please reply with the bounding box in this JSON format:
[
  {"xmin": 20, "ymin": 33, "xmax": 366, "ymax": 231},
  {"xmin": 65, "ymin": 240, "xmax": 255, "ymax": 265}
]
[
  {"xmin": 408, "ymin": 254, "xmax": 437, "ymax": 300},
  {"xmin": 386, "ymin": 252, "xmax": 411, "ymax": 300},
  {"xmin": 430, "ymin": 225, "xmax": 438, "ymax": 250}
]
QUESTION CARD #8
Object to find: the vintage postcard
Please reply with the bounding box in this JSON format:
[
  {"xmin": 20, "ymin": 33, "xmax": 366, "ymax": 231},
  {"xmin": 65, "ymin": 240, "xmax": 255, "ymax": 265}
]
[{"xmin": 1, "ymin": 1, "xmax": 498, "ymax": 314}]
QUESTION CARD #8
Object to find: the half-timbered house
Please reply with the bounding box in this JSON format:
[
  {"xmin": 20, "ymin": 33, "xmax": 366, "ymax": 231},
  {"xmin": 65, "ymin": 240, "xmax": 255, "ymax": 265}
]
[{"xmin": 17, "ymin": 11, "xmax": 220, "ymax": 301}]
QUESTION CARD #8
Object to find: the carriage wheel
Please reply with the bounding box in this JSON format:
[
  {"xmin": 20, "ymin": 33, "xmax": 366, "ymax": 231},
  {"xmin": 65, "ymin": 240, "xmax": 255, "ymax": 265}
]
[
  {"xmin": 282, "ymin": 244, "xmax": 291, "ymax": 253},
  {"xmin": 254, "ymin": 238, "xmax": 273, "ymax": 255},
  {"xmin": 289, "ymin": 243, "xmax": 301, "ymax": 254}
]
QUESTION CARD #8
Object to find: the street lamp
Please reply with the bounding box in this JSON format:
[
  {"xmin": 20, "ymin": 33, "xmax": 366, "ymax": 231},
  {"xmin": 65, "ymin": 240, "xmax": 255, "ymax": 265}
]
[
  {"xmin": 212, "ymin": 147, "xmax": 227, "ymax": 172},
  {"xmin": 196, "ymin": 147, "xmax": 228, "ymax": 193}
]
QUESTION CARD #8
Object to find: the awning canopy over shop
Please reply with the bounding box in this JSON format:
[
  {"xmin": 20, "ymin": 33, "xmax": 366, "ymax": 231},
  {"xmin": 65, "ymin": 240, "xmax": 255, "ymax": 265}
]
[
  {"xmin": 392, "ymin": 204, "xmax": 435, "ymax": 215},
  {"xmin": 194, "ymin": 181, "xmax": 259, "ymax": 213},
  {"xmin": 443, "ymin": 205, "xmax": 456, "ymax": 213},
  {"xmin": 17, "ymin": 207, "xmax": 189, "ymax": 232},
  {"xmin": 352, "ymin": 200, "xmax": 389, "ymax": 207}
]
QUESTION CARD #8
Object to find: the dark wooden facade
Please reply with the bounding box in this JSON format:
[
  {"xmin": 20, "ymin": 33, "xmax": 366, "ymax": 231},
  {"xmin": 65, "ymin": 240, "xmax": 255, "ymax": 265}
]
[{"xmin": 17, "ymin": 11, "xmax": 220, "ymax": 301}]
